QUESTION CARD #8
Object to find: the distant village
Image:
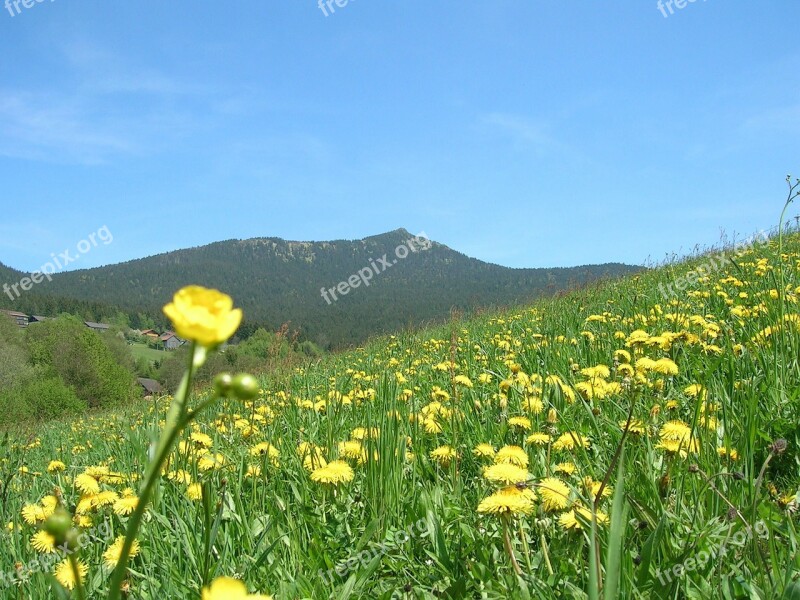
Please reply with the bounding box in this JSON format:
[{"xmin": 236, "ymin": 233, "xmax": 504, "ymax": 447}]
[{"xmin": 0, "ymin": 309, "xmax": 186, "ymax": 350}]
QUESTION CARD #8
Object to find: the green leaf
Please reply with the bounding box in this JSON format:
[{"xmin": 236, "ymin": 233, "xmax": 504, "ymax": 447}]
[{"xmin": 604, "ymin": 447, "xmax": 628, "ymax": 600}]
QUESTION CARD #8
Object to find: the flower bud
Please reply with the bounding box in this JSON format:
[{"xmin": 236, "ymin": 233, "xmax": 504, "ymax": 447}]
[
  {"xmin": 213, "ymin": 372, "xmax": 233, "ymax": 397},
  {"xmin": 231, "ymin": 373, "xmax": 259, "ymax": 400},
  {"xmin": 42, "ymin": 506, "xmax": 74, "ymax": 547}
]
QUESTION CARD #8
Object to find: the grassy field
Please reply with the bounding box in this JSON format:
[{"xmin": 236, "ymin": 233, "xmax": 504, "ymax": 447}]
[
  {"xmin": 128, "ymin": 343, "xmax": 167, "ymax": 365},
  {"xmin": 2, "ymin": 228, "xmax": 800, "ymax": 598}
]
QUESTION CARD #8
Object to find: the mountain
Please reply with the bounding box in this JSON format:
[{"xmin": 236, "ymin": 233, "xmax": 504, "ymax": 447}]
[{"xmin": 0, "ymin": 229, "xmax": 642, "ymax": 348}]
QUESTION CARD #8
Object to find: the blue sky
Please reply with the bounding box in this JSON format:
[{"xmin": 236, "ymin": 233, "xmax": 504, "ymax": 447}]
[{"xmin": 0, "ymin": 1, "xmax": 797, "ymax": 271}]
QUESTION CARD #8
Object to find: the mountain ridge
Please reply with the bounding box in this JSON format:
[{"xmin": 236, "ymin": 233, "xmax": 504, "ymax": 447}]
[{"xmin": 1, "ymin": 229, "xmax": 642, "ymax": 348}]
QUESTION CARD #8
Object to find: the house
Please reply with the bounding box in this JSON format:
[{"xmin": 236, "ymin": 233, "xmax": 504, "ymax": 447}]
[
  {"xmin": 137, "ymin": 377, "xmax": 163, "ymax": 396},
  {"xmin": 1, "ymin": 310, "xmax": 29, "ymax": 327},
  {"xmin": 85, "ymin": 321, "xmax": 110, "ymax": 333},
  {"xmin": 160, "ymin": 331, "xmax": 184, "ymax": 350},
  {"xmin": 140, "ymin": 328, "xmax": 160, "ymax": 340},
  {"xmin": 29, "ymin": 315, "xmax": 47, "ymax": 324}
]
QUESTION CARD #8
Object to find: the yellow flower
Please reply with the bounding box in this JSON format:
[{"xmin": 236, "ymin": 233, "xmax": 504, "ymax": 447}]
[
  {"xmin": 652, "ymin": 358, "xmax": 679, "ymax": 376},
  {"xmin": 472, "ymin": 443, "xmax": 496, "ymax": 459},
  {"xmin": 21, "ymin": 503, "xmax": 46, "ymax": 525},
  {"xmin": 190, "ymin": 432, "xmax": 214, "ymax": 448},
  {"xmin": 552, "ymin": 432, "xmax": 590, "ymax": 452},
  {"xmin": 554, "ymin": 462, "xmax": 577, "ymax": 475},
  {"xmin": 74, "ymin": 473, "xmax": 100, "ymax": 495},
  {"xmin": 310, "ymin": 460, "xmax": 354, "ymax": 485},
  {"xmin": 187, "ymin": 483, "xmax": 203, "ymax": 501},
  {"xmin": 337, "ymin": 440, "xmax": 363, "ymax": 461},
  {"xmin": 559, "ymin": 506, "xmax": 609, "ymax": 530},
  {"xmin": 508, "ymin": 416, "xmax": 532, "ymax": 430},
  {"xmin": 494, "ymin": 445, "xmax": 529, "ymax": 468},
  {"xmin": 483, "ymin": 463, "xmax": 530, "ymax": 485},
  {"xmin": 717, "ymin": 447, "xmax": 739, "ymax": 461},
  {"xmin": 91, "ymin": 490, "xmax": 120, "ymax": 509},
  {"xmin": 202, "ymin": 577, "xmax": 272, "ymax": 600},
  {"xmin": 620, "ymin": 419, "xmax": 647, "ymax": 435},
  {"xmin": 583, "ymin": 477, "xmax": 611, "ymax": 499},
  {"xmin": 47, "ymin": 460, "xmax": 66, "ymax": 473},
  {"xmin": 538, "ymin": 477, "xmax": 571, "ymax": 512},
  {"xmin": 104, "ymin": 536, "xmax": 140, "ymax": 568},
  {"xmin": 453, "ymin": 375, "xmax": 473, "ymax": 388},
  {"xmin": 477, "ymin": 486, "xmax": 536, "ymax": 516},
  {"xmin": 430, "ymin": 446, "xmax": 458, "ymax": 467},
  {"xmin": 163, "ymin": 285, "xmax": 243, "ymax": 347},
  {"xmin": 250, "ymin": 443, "xmax": 281, "ymax": 466},
  {"xmin": 31, "ymin": 530, "xmax": 56, "ymax": 553},
  {"xmin": 55, "ymin": 558, "xmax": 88, "ymax": 590},
  {"xmin": 659, "ymin": 420, "xmax": 695, "ymax": 444},
  {"xmin": 526, "ymin": 432, "xmax": 552, "ymax": 446},
  {"xmin": 113, "ymin": 495, "xmax": 139, "ymax": 516},
  {"xmin": 198, "ymin": 452, "xmax": 226, "ymax": 471},
  {"xmin": 167, "ymin": 469, "xmax": 193, "ymax": 485}
]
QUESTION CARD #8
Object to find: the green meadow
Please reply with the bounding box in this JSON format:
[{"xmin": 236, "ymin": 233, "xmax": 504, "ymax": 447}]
[{"xmin": 3, "ymin": 224, "xmax": 800, "ymax": 599}]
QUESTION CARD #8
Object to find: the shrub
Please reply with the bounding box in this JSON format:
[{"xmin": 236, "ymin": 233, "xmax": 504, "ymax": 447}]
[
  {"xmin": 25, "ymin": 316, "xmax": 136, "ymax": 409},
  {"xmin": 0, "ymin": 371, "xmax": 86, "ymax": 426}
]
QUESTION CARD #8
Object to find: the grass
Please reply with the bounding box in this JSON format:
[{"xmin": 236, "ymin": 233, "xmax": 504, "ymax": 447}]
[
  {"xmin": 2, "ymin": 221, "xmax": 800, "ymax": 598},
  {"xmin": 129, "ymin": 342, "xmax": 167, "ymax": 365}
]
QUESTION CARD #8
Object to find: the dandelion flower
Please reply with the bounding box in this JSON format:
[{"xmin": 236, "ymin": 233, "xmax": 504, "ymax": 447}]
[
  {"xmin": 202, "ymin": 576, "xmax": 272, "ymax": 599},
  {"xmin": 190, "ymin": 432, "xmax": 214, "ymax": 448},
  {"xmin": 494, "ymin": 445, "xmax": 528, "ymax": 468},
  {"xmin": 620, "ymin": 419, "xmax": 647, "ymax": 435},
  {"xmin": 483, "ymin": 463, "xmax": 530, "ymax": 485},
  {"xmin": 538, "ymin": 477, "xmax": 571, "ymax": 512},
  {"xmin": 167, "ymin": 469, "xmax": 192, "ymax": 485},
  {"xmin": 508, "ymin": 416, "xmax": 532, "ymax": 431},
  {"xmin": 187, "ymin": 483, "xmax": 203, "ymax": 501},
  {"xmin": 55, "ymin": 558, "xmax": 88, "ymax": 590},
  {"xmin": 554, "ymin": 462, "xmax": 577, "ymax": 476},
  {"xmin": 453, "ymin": 375, "xmax": 473, "ymax": 388},
  {"xmin": 717, "ymin": 447, "xmax": 739, "ymax": 460},
  {"xmin": 559, "ymin": 506, "xmax": 609, "ymax": 530},
  {"xmin": 310, "ymin": 460, "xmax": 354, "ymax": 486},
  {"xmin": 103, "ymin": 536, "xmax": 140, "ymax": 568},
  {"xmin": 198, "ymin": 453, "xmax": 226, "ymax": 471},
  {"xmin": 526, "ymin": 432, "xmax": 552, "ymax": 446},
  {"xmin": 477, "ymin": 486, "xmax": 536, "ymax": 516},
  {"xmin": 472, "ymin": 444, "xmax": 496, "ymax": 459},
  {"xmin": 583, "ymin": 477, "xmax": 612, "ymax": 499},
  {"xmin": 338, "ymin": 441, "xmax": 364, "ymax": 461},
  {"xmin": 430, "ymin": 446, "xmax": 458, "ymax": 467},
  {"xmin": 113, "ymin": 495, "xmax": 138, "ymax": 516},
  {"xmin": 552, "ymin": 432, "xmax": 590, "ymax": 452},
  {"xmin": 47, "ymin": 461, "xmax": 66, "ymax": 473},
  {"xmin": 31, "ymin": 530, "xmax": 56, "ymax": 553},
  {"xmin": 21, "ymin": 503, "xmax": 46, "ymax": 525},
  {"xmin": 91, "ymin": 491, "xmax": 120, "ymax": 509},
  {"xmin": 249, "ymin": 443, "xmax": 280, "ymax": 466},
  {"xmin": 74, "ymin": 473, "xmax": 100, "ymax": 495},
  {"xmin": 652, "ymin": 358, "xmax": 679, "ymax": 376}
]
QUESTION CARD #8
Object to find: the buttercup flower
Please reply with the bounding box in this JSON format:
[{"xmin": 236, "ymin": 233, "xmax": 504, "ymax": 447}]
[{"xmin": 163, "ymin": 285, "xmax": 243, "ymax": 347}]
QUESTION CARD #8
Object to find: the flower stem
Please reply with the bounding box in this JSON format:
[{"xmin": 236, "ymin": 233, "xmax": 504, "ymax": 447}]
[
  {"xmin": 68, "ymin": 553, "xmax": 86, "ymax": 600},
  {"xmin": 107, "ymin": 343, "xmax": 205, "ymax": 600},
  {"xmin": 502, "ymin": 516, "xmax": 522, "ymax": 576}
]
